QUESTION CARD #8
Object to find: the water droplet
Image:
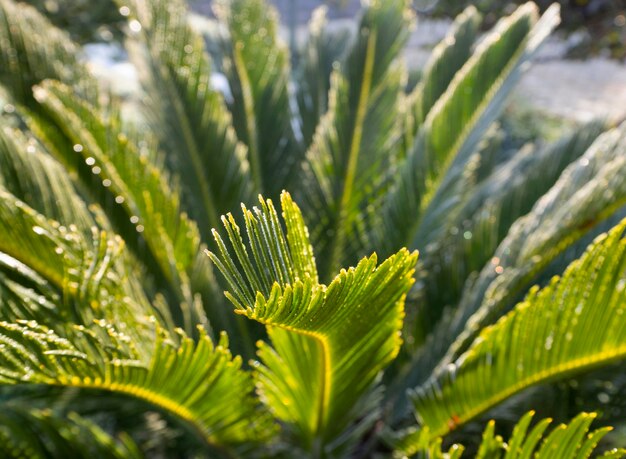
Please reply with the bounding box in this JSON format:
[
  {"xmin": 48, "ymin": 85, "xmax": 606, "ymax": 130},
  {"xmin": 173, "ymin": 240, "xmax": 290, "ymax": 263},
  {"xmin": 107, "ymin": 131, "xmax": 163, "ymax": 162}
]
[
  {"xmin": 129, "ymin": 19, "xmax": 142, "ymax": 33},
  {"xmin": 91, "ymin": 166, "xmax": 101, "ymax": 175},
  {"xmin": 3, "ymin": 103, "xmax": 15, "ymax": 113},
  {"xmin": 130, "ymin": 216, "xmax": 139, "ymax": 224},
  {"xmin": 54, "ymin": 247, "xmax": 64, "ymax": 255},
  {"xmin": 85, "ymin": 157, "xmax": 95, "ymax": 166},
  {"xmin": 598, "ymin": 392, "xmax": 610, "ymax": 404},
  {"xmin": 115, "ymin": 196, "xmax": 125, "ymax": 204},
  {"xmin": 184, "ymin": 44, "xmax": 193, "ymax": 54},
  {"xmin": 119, "ymin": 5, "xmax": 130, "ymax": 16},
  {"xmin": 26, "ymin": 145, "xmax": 36, "ymax": 154},
  {"xmin": 32, "ymin": 226, "xmax": 45, "ymax": 235},
  {"xmin": 102, "ymin": 179, "xmax": 112, "ymax": 187},
  {"xmin": 463, "ymin": 231, "xmax": 472, "ymax": 240},
  {"xmin": 495, "ymin": 266, "xmax": 504, "ymax": 274},
  {"xmin": 544, "ymin": 334, "xmax": 553, "ymax": 350},
  {"xmin": 579, "ymin": 158, "xmax": 590, "ymax": 167},
  {"xmin": 575, "ymin": 302, "xmax": 584, "ymax": 315},
  {"xmin": 73, "ymin": 144, "xmax": 83, "ymax": 152},
  {"xmin": 565, "ymin": 332, "xmax": 573, "ymax": 341},
  {"xmin": 491, "ymin": 257, "xmax": 500, "ymax": 266},
  {"xmin": 136, "ymin": 225, "xmax": 144, "ymax": 233}
]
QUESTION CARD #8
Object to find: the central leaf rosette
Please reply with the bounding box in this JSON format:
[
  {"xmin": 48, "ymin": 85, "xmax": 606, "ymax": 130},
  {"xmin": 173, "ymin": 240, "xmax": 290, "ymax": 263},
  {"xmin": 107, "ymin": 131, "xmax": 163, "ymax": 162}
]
[{"xmin": 208, "ymin": 191, "xmax": 417, "ymax": 448}]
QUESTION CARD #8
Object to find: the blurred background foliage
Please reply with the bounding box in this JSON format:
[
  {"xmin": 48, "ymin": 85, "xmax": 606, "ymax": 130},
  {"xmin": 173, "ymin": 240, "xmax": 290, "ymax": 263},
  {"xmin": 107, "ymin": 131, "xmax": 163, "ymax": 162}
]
[
  {"xmin": 426, "ymin": 0, "xmax": 626, "ymax": 59},
  {"xmin": 18, "ymin": 0, "xmax": 626, "ymax": 59},
  {"xmin": 19, "ymin": 0, "xmax": 123, "ymax": 42}
]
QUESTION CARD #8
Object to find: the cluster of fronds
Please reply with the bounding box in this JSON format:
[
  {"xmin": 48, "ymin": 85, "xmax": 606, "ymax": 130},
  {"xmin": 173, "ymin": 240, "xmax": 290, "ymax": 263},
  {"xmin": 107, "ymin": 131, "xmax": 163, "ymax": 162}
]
[{"xmin": 0, "ymin": 0, "xmax": 625, "ymax": 457}]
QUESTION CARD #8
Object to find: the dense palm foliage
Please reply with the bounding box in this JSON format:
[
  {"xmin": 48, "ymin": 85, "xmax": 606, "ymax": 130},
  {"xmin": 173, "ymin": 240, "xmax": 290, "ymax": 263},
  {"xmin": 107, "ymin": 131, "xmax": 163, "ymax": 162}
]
[{"xmin": 0, "ymin": 0, "xmax": 625, "ymax": 456}]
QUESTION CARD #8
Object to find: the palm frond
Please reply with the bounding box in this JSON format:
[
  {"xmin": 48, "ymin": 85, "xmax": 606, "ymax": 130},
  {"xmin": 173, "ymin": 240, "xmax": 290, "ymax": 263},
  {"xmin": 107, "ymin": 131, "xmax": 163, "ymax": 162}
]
[
  {"xmin": 208, "ymin": 192, "xmax": 417, "ymax": 451},
  {"xmin": 0, "ymin": 320, "xmax": 274, "ymax": 447},
  {"xmin": 295, "ymin": 6, "xmax": 352, "ymax": 148},
  {"xmin": 439, "ymin": 122, "xmax": 626, "ymax": 366},
  {"xmin": 0, "ymin": 187, "xmax": 155, "ymax": 338},
  {"xmin": 0, "ymin": 0, "xmax": 98, "ymax": 178},
  {"xmin": 0, "ymin": 0, "xmax": 93, "ymax": 108},
  {"xmin": 122, "ymin": 0, "xmax": 253, "ymax": 236},
  {"xmin": 0, "ymin": 407, "xmax": 142, "ymax": 459},
  {"xmin": 414, "ymin": 120, "xmax": 608, "ymax": 338},
  {"xmin": 215, "ymin": 0, "xmax": 302, "ymax": 198},
  {"xmin": 412, "ymin": 218, "xmax": 626, "ymax": 437},
  {"xmin": 32, "ymin": 80, "xmax": 219, "ymax": 333},
  {"xmin": 0, "ymin": 126, "xmax": 95, "ymax": 233},
  {"xmin": 301, "ymin": 0, "xmax": 412, "ymax": 280},
  {"xmin": 376, "ymin": 3, "xmax": 559, "ymax": 256},
  {"xmin": 406, "ymin": 5, "xmax": 480, "ymax": 145},
  {"xmin": 393, "ymin": 411, "xmax": 624, "ymax": 459}
]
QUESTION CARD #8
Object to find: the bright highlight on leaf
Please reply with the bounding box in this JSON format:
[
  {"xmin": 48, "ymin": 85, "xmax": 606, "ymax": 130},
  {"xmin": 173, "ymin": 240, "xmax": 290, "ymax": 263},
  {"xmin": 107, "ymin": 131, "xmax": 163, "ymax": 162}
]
[{"xmin": 208, "ymin": 191, "xmax": 418, "ymax": 451}]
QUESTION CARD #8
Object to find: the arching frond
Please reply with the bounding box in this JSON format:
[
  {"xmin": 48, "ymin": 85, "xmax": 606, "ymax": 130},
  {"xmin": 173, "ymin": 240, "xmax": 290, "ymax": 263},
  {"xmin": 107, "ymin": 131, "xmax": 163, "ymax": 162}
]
[
  {"xmin": 32, "ymin": 80, "xmax": 220, "ymax": 333},
  {"xmin": 0, "ymin": 320, "xmax": 274, "ymax": 447},
  {"xmin": 0, "ymin": 0, "xmax": 99, "ymax": 179},
  {"xmin": 295, "ymin": 6, "xmax": 352, "ymax": 148},
  {"xmin": 0, "ymin": 187, "xmax": 154, "ymax": 340},
  {"xmin": 376, "ymin": 3, "xmax": 559, "ymax": 256},
  {"xmin": 208, "ymin": 192, "xmax": 417, "ymax": 451},
  {"xmin": 0, "ymin": 0, "xmax": 93, "ymax": 107},
  {"xmin": 121, "ymin": 0, "xmax": 253, "ymax": 235},
  {"xmin": 392, "ymin": 411, "xmax": 624, "ymax": 459},
  {"xmin": 0, "ymin": 126, "xmax": 95, "ymax": 234},
  {"xmin": 215, "ymin": 0, "xmax": 302, "ymax": 198},
  {"xmin": 412, "ymin": 218, "xmax": 626, "ymax": 437},
  {"xmin": 405, "ymin": 5, "xmax": 480, "ymax": 145},
  {"xmin": 439, "ymin": 122, "xmax": 626, "ymax": 367},
  {"xmin": 301, "ymin": 0, "xmax": 412, "ymax": 280},
  {"xmin": 411, "ymin": 120, "xmax": 608, "ymax": 348},
  {"xmin": 0, "ymin": 407, "xmax": 141, "ymax": 459}
]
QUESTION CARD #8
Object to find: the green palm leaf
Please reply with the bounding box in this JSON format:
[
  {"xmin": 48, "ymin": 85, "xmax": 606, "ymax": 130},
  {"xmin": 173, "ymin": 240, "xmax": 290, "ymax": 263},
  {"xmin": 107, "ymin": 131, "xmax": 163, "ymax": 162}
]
[
  {"xmin": 0, "ymin": 0, "xmax": 93, "ymax": 108},
  {"xmin": 0, "ymin": 0, "xmax": 98, "ymax": 179},
  {"xmin": 215, "ymin": 0, "xmax": 302, "ymax": 197},
  {"xmin": 208, "ymin": 192, "xmax": 417, "ymax": 450},
  {"xmin": 33, "ymin": 80, "xmax": 219, "ymax": 333},
  {"xmin": 295, "ymin": 6, "xmax": 352, "ymax": 149},
  {"xmin": 122, "ymin": 0, "xmax": 253, "ymax": 236},
  {"xmin": 439, "ymin": 122, "xmax": 626, "ymax": 367},
  {"xmin": 414, "ymin": 120, "xmax": 608, "ymax": 344},
  {"xmin": 0, "ymin": 126, "xmax": 95, "ymax": 234},
  {"xmin": 0, "ymin": 320, "xmax": 273, "ymax": 447},
  {"xmin": 391, "ymin": 411, "xmax": 624, "ymax": 459},
  {"xmin": 0, "ymin": 408, "xmax": 141, "ymax": 459},
  {"xmin": 301, "ymin": 0, "xmax": 411, "ymax": 280},
  {"xmin": 0, "ymin": 187, "xmax": 154, "ymax": 337},
  {"xmin": 376, "ymin": 3, "xmax": 559, "ymax": 257},
  {"xmin": 404, "ymin": 5, "xmax": 480, "ymax": 149},
  {"xmin": 0, "ymin": 186, "xmax": 272, "ymax": 448},
  {"xmin": 412, "ymin": 217, "xmax": 626, "ymax": 437}
]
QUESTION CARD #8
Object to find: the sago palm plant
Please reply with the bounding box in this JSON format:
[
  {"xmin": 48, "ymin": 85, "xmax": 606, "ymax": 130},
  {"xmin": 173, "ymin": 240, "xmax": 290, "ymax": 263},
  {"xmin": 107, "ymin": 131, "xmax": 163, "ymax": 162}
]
[{"xmin": 0, "ymin": 0, "xmax": 625, "ymax": 456}]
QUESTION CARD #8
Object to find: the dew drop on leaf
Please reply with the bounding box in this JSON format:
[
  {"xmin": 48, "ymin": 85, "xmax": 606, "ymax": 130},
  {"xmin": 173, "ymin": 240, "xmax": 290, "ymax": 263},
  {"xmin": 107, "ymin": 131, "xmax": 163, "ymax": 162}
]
[{"xmin": 544, "ymin": 334, "xmax": 553, "ymax": 350}]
